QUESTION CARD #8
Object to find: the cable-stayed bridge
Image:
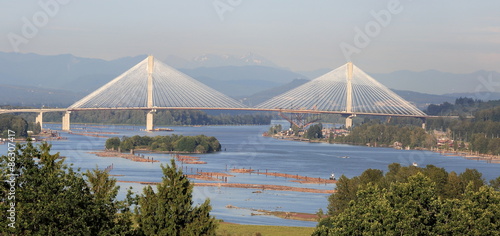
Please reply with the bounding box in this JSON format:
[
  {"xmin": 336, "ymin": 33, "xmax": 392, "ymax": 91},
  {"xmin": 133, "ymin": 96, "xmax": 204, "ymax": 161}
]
[{"xmin": 0, "ymin": 56, "xmax": 428, "ymax": 131}]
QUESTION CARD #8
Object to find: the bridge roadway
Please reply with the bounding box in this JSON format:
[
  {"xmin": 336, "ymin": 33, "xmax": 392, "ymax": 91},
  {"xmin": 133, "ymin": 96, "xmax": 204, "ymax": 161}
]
[{"xmin": 0, "ymin": 107, "xmax": 432, "ymax": 131}]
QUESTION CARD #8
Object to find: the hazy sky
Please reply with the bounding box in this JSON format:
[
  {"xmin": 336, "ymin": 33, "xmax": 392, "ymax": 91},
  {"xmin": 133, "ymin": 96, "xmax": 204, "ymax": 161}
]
[{"xmin": 1, "ymin": 0, "xmax": 499, "ymax": 73}]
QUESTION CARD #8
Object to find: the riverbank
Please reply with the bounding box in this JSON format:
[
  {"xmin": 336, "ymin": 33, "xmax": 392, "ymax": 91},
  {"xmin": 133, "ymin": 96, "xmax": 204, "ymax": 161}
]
[
  {"xmin": 116, "ymin": 180, "xmax": 335, "ymax": 194},
  {"xmin": 266, "ymin": 134, "xmax": 500, "ymax": 165},
  {"xmin": 230, "ymin": 168, "xmax": 337, "ymax": 184},
  {"xmin": 225, "ymin": 204, "xmax": 324, "ymax": 222},
  {"xmin": 217, "ymin": 223, "xmax": 314, "ymax": 236},
  {"xmin": 89, "ymin": 150, "xmax": 159, "ymax": 162}
]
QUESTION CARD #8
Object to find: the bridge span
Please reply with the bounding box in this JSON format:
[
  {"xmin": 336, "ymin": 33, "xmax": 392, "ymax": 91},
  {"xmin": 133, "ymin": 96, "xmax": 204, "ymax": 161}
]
[{"xmin": 1, "ymin": 56, "xmax": 430, "ymax": 131}]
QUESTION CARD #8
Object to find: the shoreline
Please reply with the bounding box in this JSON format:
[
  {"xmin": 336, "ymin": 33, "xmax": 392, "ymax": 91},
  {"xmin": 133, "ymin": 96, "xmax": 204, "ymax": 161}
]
[
  {"xmin": 230, "ymin": 168, "xmax": 337, "ymax": 184},
  {"xmin": 225, "ymin": 205, "xmax": 324, "ymax": 222},
  {"xmin": 89, "ymin": 150, "xmax": 159, "ymax": 163},
  {"xmin": 266, "ymin": 134, "xmax": 500, "ymax": 164},
  {"xmin": 116, "ymin": 180, "xmax": 335, "ymax": 194}
]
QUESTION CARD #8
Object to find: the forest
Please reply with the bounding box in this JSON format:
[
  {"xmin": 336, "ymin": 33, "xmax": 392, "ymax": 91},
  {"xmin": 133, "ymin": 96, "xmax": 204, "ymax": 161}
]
[
  {"xmin": 42, "ymin": 109, "xmax": 272, "ymax": 126},
  {"xmin": 105, "ymin": 134, "xmax": 221, "ymax": 153},
  {"xmin": 426, "ymin": 98, "xmax": 500, "ymax": 155},
  {"xmin": 332, "ymin": 121, "xmax": 434, "ymax": 149},
  {"xmin": 0, "ymin": 114, "xmax": 40, "ymax": 138},
  {"xmin": 314, "ymin": 163, "xmax": 500, "ymax": 235}
]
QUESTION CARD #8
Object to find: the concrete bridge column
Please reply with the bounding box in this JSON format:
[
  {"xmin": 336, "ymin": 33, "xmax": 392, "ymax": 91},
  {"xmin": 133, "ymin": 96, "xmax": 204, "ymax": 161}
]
[
  {"xmin": 62, "ymin": 111, "xmax": 71, "ymax": 131},
  {"xmin": 36, "ymin": 112, "xmax": 43, "ymax": 130},
  {"xmin": 345, "ymin": 116, "xmax": 353, "ymax": 129},
  {"xmin": 345, "ymin": 114, "xmax": 356, "ymax": 129},
  {"xmin": 146, "ymin": 109, "xmax": 155, "ymax": 131},
  {"xmin": 421, "ymin": 117, "xmax": 426, "ymax": 130}
]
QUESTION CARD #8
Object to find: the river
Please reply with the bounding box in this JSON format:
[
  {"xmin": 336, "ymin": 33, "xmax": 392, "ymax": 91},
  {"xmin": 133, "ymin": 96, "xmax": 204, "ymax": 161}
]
[{"xmin": 9, "ymin": 121, "xmax": 500, "ymax": 227}]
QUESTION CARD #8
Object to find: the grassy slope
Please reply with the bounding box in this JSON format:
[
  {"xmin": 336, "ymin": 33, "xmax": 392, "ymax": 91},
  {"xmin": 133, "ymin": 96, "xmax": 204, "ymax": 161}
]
[{"xmin": 217, "ymin": 223, "xmax": 314, "ymax": 236}]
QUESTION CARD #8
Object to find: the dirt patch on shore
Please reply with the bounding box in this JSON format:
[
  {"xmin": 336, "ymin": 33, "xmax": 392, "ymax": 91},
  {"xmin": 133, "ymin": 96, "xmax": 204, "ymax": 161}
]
[
  {"xmin": 186, "ymin": 172, "xmax": 234, "ymax": 182},
  {"xmin": 194, "ymin": 183, "xmax": 335, "ymax": 194},
  {"xmin": 175, "ymin": 154, "xmax": 207, "ymax": 164},
  {"xmin": 90, "ymin": 151, "xmax": 159, "ymax": 163},
  {"xmin": 231, "ymin": 168, "xmax": 337, "ymax": 184},
  {"xmin": 225, "ymin": 205, "xmax": 326, "ymax": 222},
  {"xmin": 116, "ymin": 180, "xmax": 335, "ymax": 194}
]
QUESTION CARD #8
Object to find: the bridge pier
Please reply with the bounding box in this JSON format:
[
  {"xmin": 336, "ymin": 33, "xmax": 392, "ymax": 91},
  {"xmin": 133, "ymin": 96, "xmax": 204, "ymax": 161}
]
[
  {"xmin": 421, "ymin": 117, "xmax": 426, "ymax": 130},
  {"xmin": 146, "ymin": 110, "xmax": 155, "ymax": 131},
  {"xmin": 62, "ymin": 111, "xmax": 71, "ymax": 131},
  {"xmin": 345, "ymin": 116, "xmax": 353, "ymax": 129},
  {"xmin": 36, "ymin": 112, "xmax": 43, "ymax": 130},
  {"xmin": 344, "ymin": 114, "xmax": 356, "ymax": 129}
]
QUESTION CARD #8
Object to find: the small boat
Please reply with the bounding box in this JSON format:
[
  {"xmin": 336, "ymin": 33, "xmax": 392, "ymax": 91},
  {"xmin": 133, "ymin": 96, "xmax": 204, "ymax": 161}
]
[
  {"xmin": 329, "ymin": 173, "xmax": 336, "ymax": 180},
  {"xmin": 340, "ymin": 156, "xmax": 350, "ymax": 159},
  {"xmin": 412, "ymin": 162, "xmax": 418, "ymax": 167}
]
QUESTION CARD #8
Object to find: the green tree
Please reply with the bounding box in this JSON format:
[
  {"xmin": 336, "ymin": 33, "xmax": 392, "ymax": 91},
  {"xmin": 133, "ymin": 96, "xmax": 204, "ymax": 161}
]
[
  {"xmin": 306, "ymin": 123, "xmax": 323, "ymax": 139},
  {"xmin": 135, "ymin": 159, "xmax": 217, "ymax": 235},
  {"xmin": 326, "ymin": 175, "xmax": 359, "ymax": 216},
  {"xmin": 175, "ymin": 136, "xmax": 197, "ymax": 152},
  {"xmin": 459, "ymin": 168, "xmax": 485, "ymax": 192},
  {"xmin": 0, "ymin": 142, "xmax": 129, "ymax": 235},
  {"xmin": 315, "ymin": 174, "xmax": 439, "ymax": 235},
  {"xmin": 436, "ymin": 185, "xmax": 500, "ymax": 235},
  {"xmin": 105, "ymin": 137, "xmax": 121, "ymax": 150},
  {"xmin": 490, "ymin": 176, "xmax": 500, "ymax": 191}
]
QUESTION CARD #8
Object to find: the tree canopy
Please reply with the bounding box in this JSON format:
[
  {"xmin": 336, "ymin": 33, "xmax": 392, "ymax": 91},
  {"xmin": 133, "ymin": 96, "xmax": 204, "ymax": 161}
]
[
  {"xmin": 315, "ymin": 163, "xmax": 500, "ymax": 235},
  {"xmin": 1, "ymin": 142, "xmax": 217, "ymax": 235},
  {"xmin": 106, "ymin": 134, "xmax": 222, "ymax": 153},
  {"xmin": 0, "ymin": 142, "xmax": 135, "ymax": 235},
  {"xmin": 135, "ymin": 159, "xmax": 217, "ymax": 235}
]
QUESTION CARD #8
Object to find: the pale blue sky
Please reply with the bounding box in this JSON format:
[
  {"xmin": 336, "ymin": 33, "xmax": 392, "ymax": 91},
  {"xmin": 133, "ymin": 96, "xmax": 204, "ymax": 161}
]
[{"xmin": 1, "ymin": 0, "xmax": 499, "ymax": 73}]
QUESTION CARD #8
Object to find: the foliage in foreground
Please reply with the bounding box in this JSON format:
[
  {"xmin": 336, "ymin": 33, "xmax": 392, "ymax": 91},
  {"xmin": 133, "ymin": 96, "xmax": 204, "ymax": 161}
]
[
  {"xmin": 135, "ymin": 159, "xmax": 217, "ymax": 235},
  {"xmin": 314, "ymin": 164, "xmax": 500, "ymax": 235},
  {"xmin": 0, "ymin": 142, "xmax": 134, "ymax": 235},
  {"xmin": 0, "ymin": 142, "xmax": 217, "ymax": 235}
]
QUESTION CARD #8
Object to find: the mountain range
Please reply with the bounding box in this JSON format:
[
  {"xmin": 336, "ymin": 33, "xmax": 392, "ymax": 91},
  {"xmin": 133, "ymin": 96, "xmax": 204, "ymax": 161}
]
[{"xmin": 0, "ymin": 51, "xmax": 498, "ymax": 108}]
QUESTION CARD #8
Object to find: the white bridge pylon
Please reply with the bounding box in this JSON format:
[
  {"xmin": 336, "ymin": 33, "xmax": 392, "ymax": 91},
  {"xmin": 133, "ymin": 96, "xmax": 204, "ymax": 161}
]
[
  {"xmin": 256, "ymin": 62, "xmax": 427, "ymax": 127},
  {"xmin": 2, "ymin": 58, "xmax": 427, "ymax": 131},
  {"xmin": 66, "ymin": 55, "xmax": 247, "ymax": 131}
]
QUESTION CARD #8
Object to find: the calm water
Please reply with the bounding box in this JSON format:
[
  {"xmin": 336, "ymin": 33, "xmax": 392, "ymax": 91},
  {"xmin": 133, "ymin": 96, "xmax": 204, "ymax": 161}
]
[{"xmin": 5, "ymin": 122, "xmax": 500, "ymax": 227}]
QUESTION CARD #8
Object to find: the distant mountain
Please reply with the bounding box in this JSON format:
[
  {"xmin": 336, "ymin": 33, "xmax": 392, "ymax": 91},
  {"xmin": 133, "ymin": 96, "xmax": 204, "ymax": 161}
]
[
  {"xmin": 165, "ymin": 53, "xmax": 278, "ymax": 69},
  {"xmin": 240, "ymin": 78, "xmax": 310, "ymax": 106},
  {"xmin": 372, "ymin": 70, "xmax": 500, "ymax": 95},
  {"xmin": 392, "ymin": 89, "xmax": 455, "ymax": 110},
  {"xmin": 0, "ymin": 84, "xmax": 83, "ymax": 107},
  {"xmin": 238, "ymin": 79, "xmax": 455, "ymax": 110},
  {"xmin": 295, "ymin": 68, "xmax": 333, "ymax": 79},
  {"xmin": 0, "ymin": 52, "xmax": 145, "ymax": 92},
  {"xmin": 442, "ymin": 92, "xmax": 500, "ymax": 102},
  {"xmin": 180, "ymin": 66, "xmax": 307, "ymax": 97},
  {"xmin": 2, "ymin": 51, "xmax": 498, "ymax": 108}
]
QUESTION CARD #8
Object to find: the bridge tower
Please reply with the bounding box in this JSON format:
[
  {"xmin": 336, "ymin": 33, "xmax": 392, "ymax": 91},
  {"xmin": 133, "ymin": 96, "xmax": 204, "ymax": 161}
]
[
  {"xmin": 62, "ymin": 111, "xmax": 71, "ymax": 131},
  {"xmin": 146, "ymin": 55, "xmax": 155, "ymax": 131},
  {"xmin": 36, "ymin": 112, "xmax": 43, "ymax": 130},
  {"xmin": 345, "ymin": 62, "xmax": 354, "ymax": 128}
]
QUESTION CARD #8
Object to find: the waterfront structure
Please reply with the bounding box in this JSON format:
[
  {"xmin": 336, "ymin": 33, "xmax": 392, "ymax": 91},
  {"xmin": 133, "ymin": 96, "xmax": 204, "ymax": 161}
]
[{"xmin": 0, "ymin": 56, "xmax": 427, "ymax": 130}]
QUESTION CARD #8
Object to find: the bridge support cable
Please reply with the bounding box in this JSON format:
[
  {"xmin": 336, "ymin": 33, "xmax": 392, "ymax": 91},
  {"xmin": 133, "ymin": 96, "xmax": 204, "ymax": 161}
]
[{"xmin": 256, "ymin": 62, "xmax": 427, "ymax": 127}]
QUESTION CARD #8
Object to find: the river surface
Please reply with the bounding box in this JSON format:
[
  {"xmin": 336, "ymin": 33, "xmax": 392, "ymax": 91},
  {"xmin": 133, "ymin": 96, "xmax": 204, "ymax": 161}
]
[{"xmin": 7, "ymin": 122, "xmax": 500, "ymax": 227}]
